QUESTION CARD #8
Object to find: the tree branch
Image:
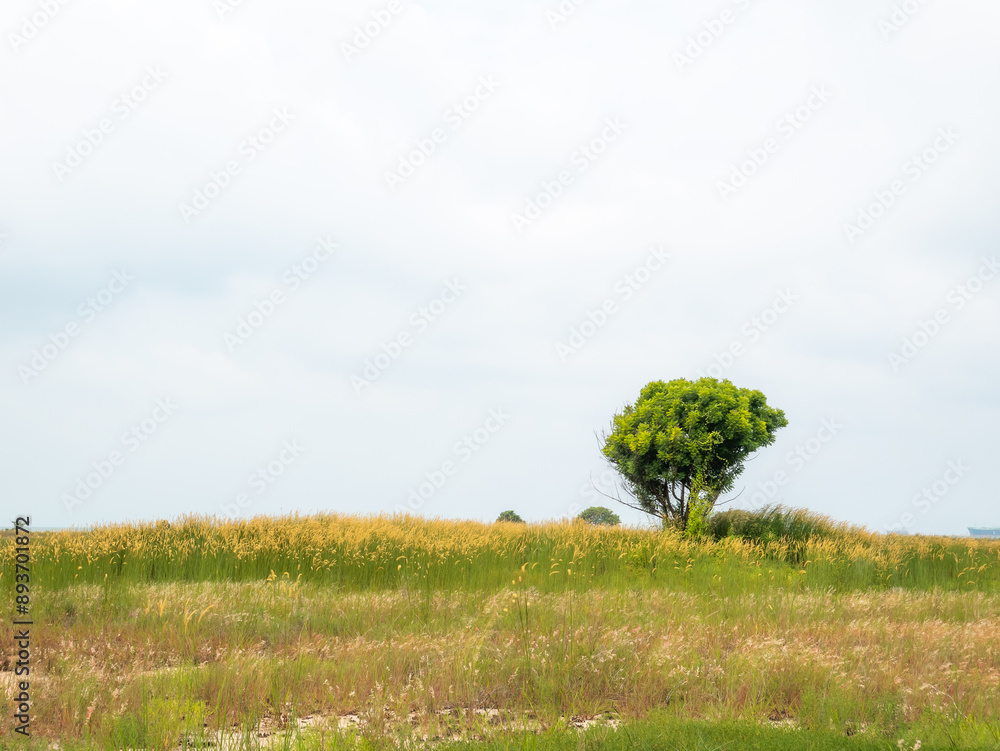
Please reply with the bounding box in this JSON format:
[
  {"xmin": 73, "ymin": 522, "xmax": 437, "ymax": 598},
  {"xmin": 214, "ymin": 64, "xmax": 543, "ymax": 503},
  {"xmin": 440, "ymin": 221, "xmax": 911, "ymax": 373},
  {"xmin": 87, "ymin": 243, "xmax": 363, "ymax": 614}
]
[
  {"xmin": 590, "ymin": 476, "xmax": 648, "ymax": 515},
  {"xmin": 711, "ymin": 485, "xmax": 746, "ymax": 508}
]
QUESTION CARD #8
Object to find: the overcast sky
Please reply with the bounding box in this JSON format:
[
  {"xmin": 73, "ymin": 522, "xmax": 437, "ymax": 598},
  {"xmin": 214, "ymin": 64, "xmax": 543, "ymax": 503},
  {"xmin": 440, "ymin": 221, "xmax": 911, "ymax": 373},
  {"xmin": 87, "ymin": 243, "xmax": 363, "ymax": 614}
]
[{"xmin": 1, "ymin": 0, "xmax": 998, "ymax": 534}]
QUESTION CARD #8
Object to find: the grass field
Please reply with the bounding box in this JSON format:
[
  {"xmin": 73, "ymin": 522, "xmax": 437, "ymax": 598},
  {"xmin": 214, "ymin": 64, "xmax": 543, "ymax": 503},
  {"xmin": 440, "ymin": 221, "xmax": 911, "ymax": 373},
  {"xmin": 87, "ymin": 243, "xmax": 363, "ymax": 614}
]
[{"xmin": 2, "ymin": 511, "xmax": 1000, "ymax": 749}]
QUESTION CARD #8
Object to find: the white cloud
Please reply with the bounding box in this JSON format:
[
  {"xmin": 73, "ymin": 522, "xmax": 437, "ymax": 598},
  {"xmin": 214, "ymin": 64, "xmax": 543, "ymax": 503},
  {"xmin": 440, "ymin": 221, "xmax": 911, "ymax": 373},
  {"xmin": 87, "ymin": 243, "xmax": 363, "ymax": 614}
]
[{"xmin": 1, "ymin": 0, "xmax": 998, "ymax": 533}]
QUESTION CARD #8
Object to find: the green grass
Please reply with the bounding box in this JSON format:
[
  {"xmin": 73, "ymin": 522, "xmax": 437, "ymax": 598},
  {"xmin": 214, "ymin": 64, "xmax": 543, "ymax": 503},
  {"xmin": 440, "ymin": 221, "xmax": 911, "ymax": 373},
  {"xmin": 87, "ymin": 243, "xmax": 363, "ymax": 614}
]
[
  {"xmin": 22, "ymin": 717, "xmax": 1000, "ymax": 751},
  {"xmin": 5, "ymin": 512, "xmax": 1000, "ymax": 595},
  {"xmin": 2, "ymin": 511, "xmax": 1000, "ymax": 749}
]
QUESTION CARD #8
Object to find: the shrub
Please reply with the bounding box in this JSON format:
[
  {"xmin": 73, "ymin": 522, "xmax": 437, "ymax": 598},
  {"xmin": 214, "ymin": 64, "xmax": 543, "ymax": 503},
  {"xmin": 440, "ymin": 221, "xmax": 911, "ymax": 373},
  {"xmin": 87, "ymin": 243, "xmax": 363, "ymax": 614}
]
[
  {"xmin": 578, "ymin": 506, "xmax": 621, "ymax": 526},
  {"xmin": 496, "ymin": 510, "xmax": 525, "ymax": 523},
  {"xmin": 707, "ymin": 505, "xmax": 852, "ymax": 544},
  {"xmin": 705, "ymin": 505, "xmax": 855, "ymax": 565}
]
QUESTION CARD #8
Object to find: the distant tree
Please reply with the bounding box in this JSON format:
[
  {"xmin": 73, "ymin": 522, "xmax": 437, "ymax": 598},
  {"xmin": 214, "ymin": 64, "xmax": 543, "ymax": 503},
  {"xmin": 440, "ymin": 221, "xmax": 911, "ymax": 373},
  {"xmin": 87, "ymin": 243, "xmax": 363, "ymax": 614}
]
[
  {"xmin": 577, "ymin": 506, "xmax": 621, "ymax": 526},
  {"xmin": 601, "ymin": 378, "xmax": 788, "ymax": 532},
  {"xmin": 496, "ymin": 510, "xmax": 525, "ymax": 523}
]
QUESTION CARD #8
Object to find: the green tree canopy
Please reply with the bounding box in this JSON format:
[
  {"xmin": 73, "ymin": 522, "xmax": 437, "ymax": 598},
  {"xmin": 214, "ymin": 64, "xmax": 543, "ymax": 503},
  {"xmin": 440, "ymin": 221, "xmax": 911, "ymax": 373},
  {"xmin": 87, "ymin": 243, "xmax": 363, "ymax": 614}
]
[
  {"xmin": 496, "ymin": 510, "xmax": 525, "ymax": 523},
  {"xmin": 601, "ymin": 378, "xmax": 788, "ymax": 530},
  {"xmin": 577, "ymin": 506, "xmax": 621, "ymax": 526}
]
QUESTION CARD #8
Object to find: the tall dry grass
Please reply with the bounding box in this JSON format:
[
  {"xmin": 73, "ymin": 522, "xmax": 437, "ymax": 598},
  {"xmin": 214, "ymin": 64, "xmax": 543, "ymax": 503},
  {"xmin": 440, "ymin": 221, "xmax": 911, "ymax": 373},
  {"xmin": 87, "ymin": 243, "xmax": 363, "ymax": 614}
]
[
  {"xmin": 2, "ymin": 511, "xmax": 999, "ymax": 748},
  {"xmin": 3, "ymin": 511, "xmax": 998, "ymax": 594}
]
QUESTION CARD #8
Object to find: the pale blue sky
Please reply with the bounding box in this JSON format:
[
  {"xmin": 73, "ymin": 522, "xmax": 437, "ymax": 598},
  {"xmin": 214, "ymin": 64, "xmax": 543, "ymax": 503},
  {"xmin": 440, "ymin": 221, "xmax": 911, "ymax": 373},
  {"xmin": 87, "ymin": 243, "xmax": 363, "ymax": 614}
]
[{"xmin": 1, "ymin": 0, "xmax": 998, "ymax": 534}]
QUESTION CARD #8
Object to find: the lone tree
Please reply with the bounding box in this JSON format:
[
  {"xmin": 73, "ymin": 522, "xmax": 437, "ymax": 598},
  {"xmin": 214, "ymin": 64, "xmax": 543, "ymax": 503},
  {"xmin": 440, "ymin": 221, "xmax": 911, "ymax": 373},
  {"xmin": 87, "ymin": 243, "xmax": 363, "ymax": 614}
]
[
  {"xmin": 577, "ymin": 506, "xmax": 621, "ymax": 526},
  {"xmin": 601, "ymin": 378, "xmax": 787, "ymax": 531},
  {"xmin": 496, "ymin": 510, "xmax": 525, "ymax": 523}
]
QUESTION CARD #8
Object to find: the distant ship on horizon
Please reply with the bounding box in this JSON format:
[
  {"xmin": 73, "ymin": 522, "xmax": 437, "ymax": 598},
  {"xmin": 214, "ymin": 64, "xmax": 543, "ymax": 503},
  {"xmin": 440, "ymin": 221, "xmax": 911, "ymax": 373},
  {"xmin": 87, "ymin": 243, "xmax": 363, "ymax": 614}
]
[{"xmin": 969, "ymin": 527, "xmax": 1000, "ymax": 539}]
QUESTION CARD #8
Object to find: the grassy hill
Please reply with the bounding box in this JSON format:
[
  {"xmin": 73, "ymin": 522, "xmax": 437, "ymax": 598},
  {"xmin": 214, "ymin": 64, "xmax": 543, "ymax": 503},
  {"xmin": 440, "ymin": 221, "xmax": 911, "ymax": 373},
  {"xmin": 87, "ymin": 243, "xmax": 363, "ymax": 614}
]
[{"xmin": 2, "ymin": 510, "xmax": 999, "ymax": 749}]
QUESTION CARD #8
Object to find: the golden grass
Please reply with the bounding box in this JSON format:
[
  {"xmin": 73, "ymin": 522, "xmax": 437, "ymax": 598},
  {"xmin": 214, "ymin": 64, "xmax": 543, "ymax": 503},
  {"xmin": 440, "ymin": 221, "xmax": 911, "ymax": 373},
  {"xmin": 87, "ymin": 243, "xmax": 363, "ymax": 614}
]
[
  {"xmin": 2, "ymin": 512, "xmax": 1000, "ymax": 748},
  {"xmin": 4, "ymin": 581, "xmax": 1000, "ymax": 745},
  {"xmin": 4, "ymin": 513, "xmax": 999, "ymax": 594}
]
